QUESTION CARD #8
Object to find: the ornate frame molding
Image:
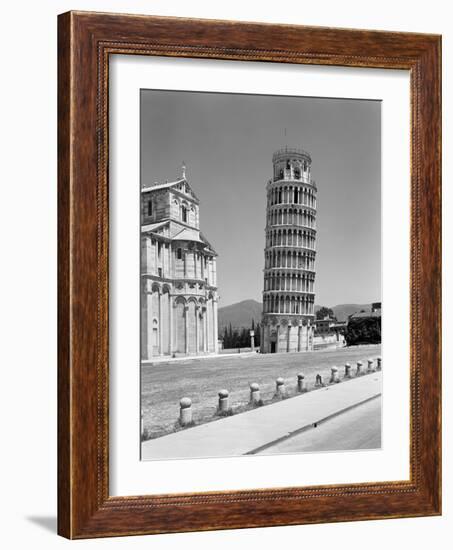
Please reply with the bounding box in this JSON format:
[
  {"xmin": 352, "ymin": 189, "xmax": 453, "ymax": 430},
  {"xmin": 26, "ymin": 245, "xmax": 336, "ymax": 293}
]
[{"xmin": 58, "ymin": 11, "xmax": 441, "ymax": 538}]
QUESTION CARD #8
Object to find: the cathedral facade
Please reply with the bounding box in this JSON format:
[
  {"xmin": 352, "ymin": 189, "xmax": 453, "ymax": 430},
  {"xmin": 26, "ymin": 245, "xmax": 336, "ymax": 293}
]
[
  {"xmin": 141, "ymin": 168, "xmax": 219, "ymax": 359},
  {"xmin": 261, "ymin": 147, "xmax": 317, "ymax": 353}
]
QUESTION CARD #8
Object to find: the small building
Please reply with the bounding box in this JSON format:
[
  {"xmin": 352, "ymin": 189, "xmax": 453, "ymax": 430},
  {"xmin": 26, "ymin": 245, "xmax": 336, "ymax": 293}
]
[{"xmin": 314, "ymin": 316, "xmax": 337, "ymax": 336}]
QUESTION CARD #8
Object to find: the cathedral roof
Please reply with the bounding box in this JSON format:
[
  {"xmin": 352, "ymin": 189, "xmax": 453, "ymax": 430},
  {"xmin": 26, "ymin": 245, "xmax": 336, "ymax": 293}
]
[
  {"xmin": 142, "ymin": 179, "xmax": 183, "ymax": 192},
  {"xmin": 172, "ymin": 226, "xmax": 203, "ymax": 243},
  {"xmin": 141, "ymin": 220, "xmax": 217, "ymax": 255},
  {"xmin": 141, "ymin": 178, "xmax": 200, "ymax": 203},
  {"xmin": 172, "ymin": 226, "xmax": 217, "ymax": 255},
  {"xmin": 141, "ymin": 221, "xmax": 168, "ymax": 233}
]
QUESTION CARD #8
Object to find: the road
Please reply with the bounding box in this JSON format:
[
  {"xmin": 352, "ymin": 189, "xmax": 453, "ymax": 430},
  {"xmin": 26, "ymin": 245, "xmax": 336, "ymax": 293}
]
[{"xmin": 258, "ymin": 395, "xmax": 381, "ymax": 455}]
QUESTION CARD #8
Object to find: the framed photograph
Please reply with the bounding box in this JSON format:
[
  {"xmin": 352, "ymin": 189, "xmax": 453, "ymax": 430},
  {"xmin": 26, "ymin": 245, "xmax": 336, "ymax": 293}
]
[{"xmin": 58, "ymin": 11, "xmax": 441, "ymax": 538}]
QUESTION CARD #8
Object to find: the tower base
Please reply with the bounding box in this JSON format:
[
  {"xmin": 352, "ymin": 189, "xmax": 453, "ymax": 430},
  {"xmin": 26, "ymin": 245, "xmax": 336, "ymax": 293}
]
[{"xmin": 260, "ymin": 315, "xmax": 315, "ymax": 353}]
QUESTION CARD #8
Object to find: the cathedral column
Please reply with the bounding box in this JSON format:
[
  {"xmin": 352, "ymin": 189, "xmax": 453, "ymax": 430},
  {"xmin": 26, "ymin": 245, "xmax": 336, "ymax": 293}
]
[
  {"xmin": 168, "ymin": 294, "xmax": 173, "ymax": 355},
  {"xmin": 276, "ymin": 324, "xmax": 280, "ymax": 353},
  {"xmin": 195, "ymin": 305, "xmax": 200, "ymax": 354},
  {"xmin": 206, "ymin": 299, "xmax": 211, "ymax": 352},
  {"xmin": 203, "ymin": 307, "xmax": 208, "ymax": 352},
  {"xmin": 184, "ymin": 305, "xmax": 189, "ymax": 354},
  {"xmin": 211, "ymin": 258, "xmax": 215, "ymax": 286},
  {"xmin": 158, "ymin": 289, "xmax": 163, "ymax": 355},
  {"xmin": 213, "ymin": 298, "xmax": 219, "ymax": 353},
  {"xmin": 287, "ymin": 324, "xmax": 291, "ymax": 352},
  {"xmin": 142, "ymin": 280, "xmax": 153, "ymax": 360},
  {"xmin": 297, "ymin": 321, "xmax": 302, "ymax": 352}
]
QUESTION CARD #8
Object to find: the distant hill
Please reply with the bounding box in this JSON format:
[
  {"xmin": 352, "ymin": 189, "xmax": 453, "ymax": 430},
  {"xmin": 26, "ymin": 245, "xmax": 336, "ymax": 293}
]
[
  {"xmin": 218, "ymin": 300, "xmax": 373, "ymax": 330},
  {"xmin": 218, "ymin": 299, "xmax": 262, "ymax": 331},
  {"xmin": 315, "ymin": 304, "xmax": 371, "ymax": 322}
]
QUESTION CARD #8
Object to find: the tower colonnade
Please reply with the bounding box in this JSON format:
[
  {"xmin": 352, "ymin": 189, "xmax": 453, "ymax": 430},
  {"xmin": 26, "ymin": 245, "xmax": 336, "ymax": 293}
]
[
  {"xmin": 267, "ymin": 206, "xmax": 316, "ymax": 228},
  {"xmin": 263, "ymin": 270, "xmax": 315, "ymax": 293},
  {"xmin": 266, "ymin": 227, "xmax": 316, "ymax": 249}
]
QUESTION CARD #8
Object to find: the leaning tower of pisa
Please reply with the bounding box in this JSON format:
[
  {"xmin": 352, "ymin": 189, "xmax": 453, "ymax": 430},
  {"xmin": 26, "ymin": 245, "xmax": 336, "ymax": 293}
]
[{"xmin": 261, "ymin": 147, "xmax": 317, "ymax": 353}]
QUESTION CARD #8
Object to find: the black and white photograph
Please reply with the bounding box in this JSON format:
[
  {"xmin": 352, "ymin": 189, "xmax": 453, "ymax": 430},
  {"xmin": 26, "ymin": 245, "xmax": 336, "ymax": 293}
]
[
  {"xmin": 140, "ymin": 89, "xmax": 382, "ymax": 460},
  {"xmin": 0, "ymin": 0, "xmax": 446, "ymax": 546}
]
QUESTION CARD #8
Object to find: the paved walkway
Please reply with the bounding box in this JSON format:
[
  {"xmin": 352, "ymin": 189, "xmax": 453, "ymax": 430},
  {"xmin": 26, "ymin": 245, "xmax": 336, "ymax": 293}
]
[{"xmin": 141, "ymin": 371, "xmax": 382, "ymax": 460}]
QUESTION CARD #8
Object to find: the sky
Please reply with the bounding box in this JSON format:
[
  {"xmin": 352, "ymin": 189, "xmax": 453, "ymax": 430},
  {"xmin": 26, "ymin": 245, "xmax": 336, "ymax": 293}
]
[{"xmin": 141, "ymin": 90, "xmax": 381, "ymax": 308}]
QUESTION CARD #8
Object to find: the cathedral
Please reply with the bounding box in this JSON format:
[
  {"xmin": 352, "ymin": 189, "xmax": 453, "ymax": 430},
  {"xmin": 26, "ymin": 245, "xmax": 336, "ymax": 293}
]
[
  {"xmin": 261, "ymin": 147, "xmax": 317, "ymax": 353},
  {"xmin": 141, "ymin": 166, "xmax": 219, "ymax": 359}
]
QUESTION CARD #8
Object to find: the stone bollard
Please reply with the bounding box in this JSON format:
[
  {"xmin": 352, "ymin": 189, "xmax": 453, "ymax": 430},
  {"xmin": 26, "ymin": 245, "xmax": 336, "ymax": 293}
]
[
  {"xmin": 367, "ymin": 358, "xmax": 375, "ymax": 373},
  {"xmin": 356, "ymin": 361, "xmax": 363, "ymax": 376},
  {"xmin": 275, "ymin": 377, "xmax": 286, "ymax": 397},
  {"xmin": 315, "ymin": 373, "xmax": 323, "ymax": 387},
  {"xmin": 249, "ymin": 383, "xmax": 261, "ymax": 405},
  {"xmin": 344, "ymin": 363, "xmax": 352, "ymax": 378},
  {"xmin": 377, "ymin": 357, "xmax": 382, "ymax": 370},
  {"xmin": 179, "ymin": 397, "xmax": 193, "ymax": 426},
  {"xmin": 330, "ymin": 366, "xmax": 339, "ymax": 383},
  {"xmin": 218, "ymin": 389, "xmax": 230, "ymax": 413},
  {"xmin": 297, "ymin": 373, "xmax": 307, "ymax": 393}
]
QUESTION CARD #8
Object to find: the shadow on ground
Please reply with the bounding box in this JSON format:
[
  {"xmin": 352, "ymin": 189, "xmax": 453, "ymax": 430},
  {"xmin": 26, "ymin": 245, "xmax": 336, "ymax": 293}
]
[{"xmin": 26, "ymin": 516, "xmax": 57, "ymax": 534}]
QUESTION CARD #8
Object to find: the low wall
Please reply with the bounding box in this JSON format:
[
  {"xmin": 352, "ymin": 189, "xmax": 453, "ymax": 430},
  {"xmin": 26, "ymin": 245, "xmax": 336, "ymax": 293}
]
[{"xmin": 314, "ymin": 333, "xmax": 345, "ymax": 350}]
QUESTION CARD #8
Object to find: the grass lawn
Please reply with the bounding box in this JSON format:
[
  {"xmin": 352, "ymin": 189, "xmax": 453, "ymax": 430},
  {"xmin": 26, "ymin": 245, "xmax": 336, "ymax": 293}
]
[{"xmin": 141, "ymin": 343, "xmax": 381, "ymax": 439}]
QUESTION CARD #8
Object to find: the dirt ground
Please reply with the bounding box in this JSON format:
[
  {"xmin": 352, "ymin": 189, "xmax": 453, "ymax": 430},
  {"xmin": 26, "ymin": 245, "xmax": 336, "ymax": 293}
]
[{"xmin": 141, "ymin": 343, "xmax": 381, "ymax": 439}]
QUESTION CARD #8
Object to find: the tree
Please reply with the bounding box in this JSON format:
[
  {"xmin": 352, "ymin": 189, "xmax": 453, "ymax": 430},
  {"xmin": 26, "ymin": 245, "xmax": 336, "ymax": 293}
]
[
  {"xmin": 255, "ymin": 322, "xmax": 261, "ymax": 347},
  {"xmin": 223, "ymin": 326, "xmax": 229, "ymax": 349},
  {"xmin": 316, "ymin": 306, "xmax": 334, "ymax": 320},
  {"xmin": 345, "ymin": 316, "xmax": 381, "ymax": 346},
  {"xmin": 220, "ymin": 320, "xmax": 261, "ymax": 350}
]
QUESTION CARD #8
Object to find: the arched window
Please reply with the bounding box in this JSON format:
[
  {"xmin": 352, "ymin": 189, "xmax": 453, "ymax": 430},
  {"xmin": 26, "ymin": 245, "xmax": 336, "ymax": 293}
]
[
  {"xmin": 285, "ymin": 295, "xmax": 291, "ymax": 313},
  {"xmin": 181, "ymin": 205, "xmax": 187, "ymax": 222},
  {"xmin": 147, "ymin": 200, "xmax": 153, "ymax": 216}
]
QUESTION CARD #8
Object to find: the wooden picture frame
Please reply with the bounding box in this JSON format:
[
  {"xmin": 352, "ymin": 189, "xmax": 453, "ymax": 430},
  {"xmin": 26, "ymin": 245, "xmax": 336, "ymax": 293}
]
[{"xmin": 58, "ymin": 11, "xmax": 441, "ymax": 539}]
